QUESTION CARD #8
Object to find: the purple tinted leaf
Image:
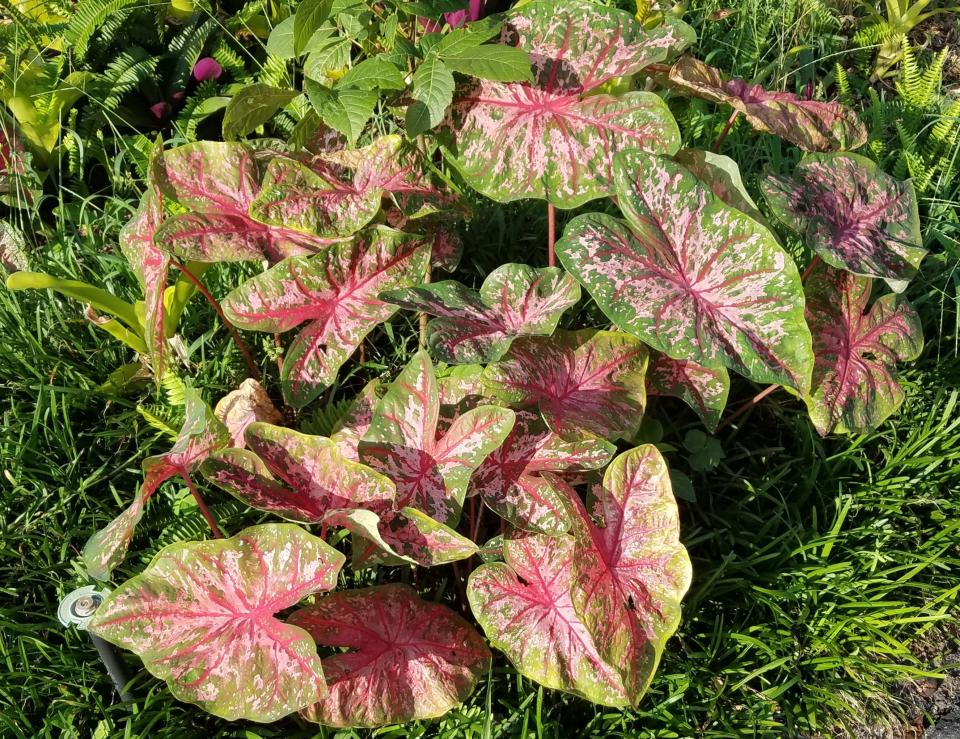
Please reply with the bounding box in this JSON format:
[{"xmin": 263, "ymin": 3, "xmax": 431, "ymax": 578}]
[
  {"xmin": 381, "ymin": 263, "xmax": 580, "ymax": 363},
  {"xmin": 88, "ymin": 524, "xmax": 345, "ymax": 721},
  {"xmin": 646, "ymin": 352, "xmax": 730, "ymax": 431},
  {"xmin": 803, "ymin": 263, "xmax": 922, "ymax": 435},
  {"xmin": 290, "ymin": 584, "xmax": 490, "ymax": 727},
  {"xmin": 762, "ymin": 152, "xmax": 925, "ymax": 291},
  {"xmin": 557, "ymin": 152, "xmax": 813, "ymax": 392}
]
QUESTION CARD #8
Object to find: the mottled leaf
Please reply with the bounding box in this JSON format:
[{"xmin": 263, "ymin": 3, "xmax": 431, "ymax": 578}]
[
  {"xmin": 483, "ymin": 329, "xmax": 647, "ymax": 440},
  {"xmin": 329, "ymin": 379, "xmax": 383, "ymax": 461},
  {"xmin": 469, "ymin": 409, "xmax": 614, "ymax": 534},
  {"xmin": 222, "ymin": 227, "xmax": 430, "ymax": 407},
  {"xmin": 291, "ymin": 584, "xmax": 490, "ymax": 727},
  {"xmin": 672, "ymin": 148, "xmax": 768, "ymax": 227},
  {"xmin": 88, "ymin": 524, "xmax": 345, "ymax": 721},
  {"xmin": 0, "ymin": 220, "xmax": 28, "ymax": 272},
  {"xmin": 666, "ymin": 56, "xmax": 867, "ymax": 152},
  {"xmin": 803, "ymin": 263, "xmax": 922, "ymax": 435},
  {"xmin": 214, "ymin": 379, "xmax": 284, "ymax": 448},
  {"xmin": 646, "ymin": 352, "xmax": 730, "ymax": 431},
  {"xmin": 445, "ymin": 0, "xmax": 687, "ymax": 207},
  {"xmin": 381, "ymin": 264, "xmax": 580, "ymax": 363},
  {"xmin": 762, "ymin": 152, "xmax": 925, "ymax": 291},
  {"xmin": 557, "ymin": 152, "xmax": 813, "ymax": 392}
]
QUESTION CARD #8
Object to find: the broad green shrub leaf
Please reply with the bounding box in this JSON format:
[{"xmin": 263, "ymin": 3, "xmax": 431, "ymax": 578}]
[
  {"xmin": 338, "ymin": 56, "xmax": 406, "ymax": 90},
  {"xmin": 222, "ymin": 228, "xmax": 430, "ymax": 407},
  {"xmin": 666, "ymin": 56, "xmax": 868, "ymax": 152},
  {"xmin": 290, "ymin": 584, "xmax": 490, "ymax": 727},
  {"xmin": 445, "ymin": 0, "xmax": 688, "ymax": 207},
  {"xmin": 153, "ymin": 142, "xmax": 331, "ymax": 263},
  {"xmin": 439, "ymin": 44, "xmax": 533, "ymax": 82},
  {"xmin": 407, "ymin": 55, "xmax": 455, "ymax": 137},
  {"xmin": 483, "ymin": 329, "xmax": 647, "ymax": 441},
  {"xmin": 646, "ymin": 352, "xmax": 730, "ymax": 432},
  {"xmin": 222, "ymin": 84, "xmax": 297, "ymax": 141},
  {"xmin": 380, "ymin": 264, "xmax": 580, "ymax": 363},
  {"xmin": 557, "ymin": 152, "xmax": 813, "ymax": 393},
  {"xmin": 89, "ymin": 524, "xmax": 345, "ymax": 721},
  {"xmin": 266, "ymin": 16, "xmax": 296, "ymax": 59},
  {"xmin": 295, "ymin": 0, "xmax": 334, "ymax": 55},
  {"xmin": 469, "ymin": 410, "xmax": 614, "ymax": 535},
  {"xmin": 305, "ymin": 82, "xmax": 377, "ymax": 145},
  {"xmin": 803, "ymin": 263, "xmax": 923, "ymax": 435},
  {"xmin": 82, "ymin": 388, "xmax": 229, "ymax": 580},
  {"xmin": 468, "ymin": 445, "xmax": 690, "ymax": 707},
  {"xmin": 762, "ymin": 152, "xmax": 925, "ymax": 292}
]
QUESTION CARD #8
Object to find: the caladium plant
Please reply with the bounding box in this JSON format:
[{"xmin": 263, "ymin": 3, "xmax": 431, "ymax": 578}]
[{"xmin": 646, "ymin": 352, "xmax": 731, "ymax": 432}]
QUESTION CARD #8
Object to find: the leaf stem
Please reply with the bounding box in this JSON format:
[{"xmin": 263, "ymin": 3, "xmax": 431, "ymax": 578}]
[
  {"xmin": 547, "ymin": 203, "xmax": 556, "ymax": 267},
  {"xmin": 419, "ymin": 267, "xmax": 431, "ymax": 350},
  {"xmin": 180, "ymin": 473, "xmax": 224, "ymax": 539},
  {"xmin": 712, "ymin": 109, "xmax": 741, "ymax": 153},
  {"xmin": 715, "ymin": 383, "xmax": 780, "ymax": 432},
  {"xmin": 170, "ymin": 261, "xmax": 261, "ymax": 382}
]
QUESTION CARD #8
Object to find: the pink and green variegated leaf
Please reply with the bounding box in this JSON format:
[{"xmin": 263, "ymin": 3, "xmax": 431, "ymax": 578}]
[
  {"xmin": 803, "ymin": 263, "xmax": 922, "ymax": 435},
  {"xmin": 214, "ymin": 379, "xmax": 283, "ymax": 448},
  {"xmin": 557, "ymin": 152, "xmax": 813, "ymax": 393},
  {"xmin": 483, "ymin": 329, "xmax": 647, "ymax": 441},
  {"xmin": 329, "ymin": 379, "xmax": 383, "ymax": 461},
  {"xmin": 445, "ymin": 1, "xmax": 688, "ymax": 208},
  {"xmin": 666, "ymin": 56, "xmax": 867, "ymax": 152},
  {"xmin": 762, "ymin": 152, "xmax": 925, "ymax": 291},
  {"xmin": 380, "ymin": 264, "xmax": 580, "ymax": 364},
  {"xmin": 202, "ymin": 423, "xmax": 395, "ymax": 522},
  {"xmin": 151, "ymin": 141, "xmax": 330, "ymax": 263},
  {"xmin": 222, "ymin": 227, "xmax": 430, "ymax": 407},
  {"xmin": 291, "ymin": 584, "xmax": 490, "ymax": 728},
  {"xmin": 672, "ymin": 149, "xmax": 770, "ymax": 228},
  {"xmin": 565, "ymin": 446, "xmax": 692, "ymax": 700},
  {"xmin": 646, "ymin": 352, "xmax": 730, "ymax": 431},
  {"xmin": 359, "ymin": 351, "xmax": 515, "ymax": 524},
  {"xmin": 88, "ymin": 524, "xmax": 345, "ymax": 722},
  {"xmin": 82, "ymin": 490, "xmax": 147, "ymax": 581},
  {"xmin": 469, "ymin": 409, "xmax": 614, "ymax": 535}
]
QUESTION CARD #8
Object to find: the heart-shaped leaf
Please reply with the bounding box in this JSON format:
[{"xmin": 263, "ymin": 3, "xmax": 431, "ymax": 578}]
[
  {"xmin": 557, "ymin": 152, "xmax": 813, "ymax": 392},
  {"xmin": 214, "ymin": 379, "xmax": 284, "ymax": 448},
  {"xmin": 666, "ymin": 56, "xmax": 867, "ymax": 152},
  {"xmin": 646, "ymin": 352, "xmax": 730, "ymax": 431},
  {"xmin": 762, "ymin": 152, "xmax": 925, "ymax": 292},
  {"xmin": 381, "ymin": 264, "xmax": 580, "ymax": 363},
  {"xmin": 672, "ymin": 148, "xmax": 769, "ymax": 228},
  {"xmin": 469, "ymin": 409, "xmax": 614, "ymax": 535},
  {"xmin": 445, "ymin": 0, "xmax": 688, "ymax": 207},
  {"xmin": 329, "ymin": 379, "xmax": 383, "ymax": 461},
  {"xmin": 88, "ymin": 523, "xmax": 345, "ymax": 722},
  {"xmin": 222, "ymin": 227, "xmax": 430, "ymax": 407},
  {"xmin": 83, "ymin": 388, "xmax": 229, "ymax": 580},
  {"xmin": 468, "ymin": 445, "xmax": 690, "ymax": 707},
  {"xmin": 290, "ymin": 584, "xmax": 490, "ymax": 727},
  {"xmin": 482, "ymin": 329, "xmax": 647, "ymax": 440},
  {"xmin": 803, "ymin": 262, "xmax": 922, "ymax": 435}
]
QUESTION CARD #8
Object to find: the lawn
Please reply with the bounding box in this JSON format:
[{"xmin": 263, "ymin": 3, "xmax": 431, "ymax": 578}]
[{"xmin": 1, "ymin": 0, "xmax": 959, "ymax": 737}]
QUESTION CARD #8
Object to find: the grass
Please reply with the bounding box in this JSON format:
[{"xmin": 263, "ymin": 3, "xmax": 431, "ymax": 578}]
[{"xmin": 2, "ymin": 0, "xmax": 960, "ymax": 737}]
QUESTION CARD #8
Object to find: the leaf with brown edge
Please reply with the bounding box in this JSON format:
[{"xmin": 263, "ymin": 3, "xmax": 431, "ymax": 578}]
[
  {"xmin": 290, "ymin": 584, "xmax": 490, "ymax": 727},
  {"xmin": 557, "ymin": 151, "xmax": 813, "ymax": 393},
  {"xmin": 665, "ymin": 56, "xmax": 867, "ymax": 152},
  {"xmin": 214, "ymin": 379, "xmax": 284, "ymax": 448},
  {"xmin": 646, "ymin": 352, "xmax": 730, "ymax": 432},
  {"xmin": 762, "ymin": 152, "xmax": 925, "ymax": 292},
  {"xmin": 482, "ymin": 329, "xmax": 648, "ymax": 441},
  {"xmin": 445, "ymin": 0, "xmax": 688, "ymax": 208},
  {"xmin": 803, "ymin": 263, "xmax": 922, "ymax": 435},
  {"xmin": 469, "ymin": 409, "xmax": 614, "ymax": 535},
  {"xmin": 221, "ymin": 227, "xmax": 430, "ymax": 408},
  {"xmin": 88, "ymin": 523, "xmax": 345, "ymax": 722}
]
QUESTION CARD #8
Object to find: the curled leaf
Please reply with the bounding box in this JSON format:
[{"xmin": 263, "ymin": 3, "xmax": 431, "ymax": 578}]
[{"xmin": 214, "ymin": 378, "xmax": 284, "ymax": 448}]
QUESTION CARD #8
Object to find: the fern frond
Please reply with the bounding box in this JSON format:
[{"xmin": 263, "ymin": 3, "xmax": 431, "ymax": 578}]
[
  {"xmin": 65, "ymin": 0, "xmax": 142, "ymax": 60},
  {"xmin": 160, "ymin": 371, "xmax": 187, "ymax": 407},
  {"xmin": 299, "ymin": 398, "xmax": 353, "ymax": 437},
  {"xmin": 137, "ymin": 404, "xmax": 179, "ymax": 439}
]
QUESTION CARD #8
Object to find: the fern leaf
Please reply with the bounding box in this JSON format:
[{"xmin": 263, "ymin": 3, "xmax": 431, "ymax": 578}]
[{"xmin": 65, "ymin": 0, "xmax": 142, "ymax": 60}]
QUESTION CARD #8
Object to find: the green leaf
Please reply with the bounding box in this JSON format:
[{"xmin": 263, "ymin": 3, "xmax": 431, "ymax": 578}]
[
  {"xmin": 222, "ymin": 84, "xmax": 296, "ymax": 141},
  {"xmin": 303, "ymin": 37, "xmax": 351, "ymax": 84},
  {"xmin": 305, "ymin": 81, "xmax": 377, "ymax": 144},
  {"xmin": 439, "ymin": 45, "xmax": 533, "ymax": 82},
  {"xmin": 6, "ymin": 271, "xmax": 142, "ymax": 333},
  {"xmin": 266, "ymin": 16, "xmax": 296, "ymax": 59},
  {"xmin": 433, "ymin": 24, "xmax": 501, "ymax": 57},
  {"xmin": 338, "ymin": 56, "xmax": 407, "ymax": 91},
  {"xmin": 294, "ymin": 0, "xmax": 334, "ymax": 55},
  {"xmin": 407, "ymin": 55, "xmax": 454, "ymax": 137}
]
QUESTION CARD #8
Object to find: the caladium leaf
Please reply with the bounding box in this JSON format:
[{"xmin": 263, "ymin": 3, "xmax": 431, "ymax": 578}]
[
  {"xmin": 222, "ymin": 227, "xmax": 430, "ymax": 407},
  {"xmin": 445, "ymin": 0, "xmax": 688, "ymax": 208},
  {"xmin": 761, "ymin": 152, "xmax": 925, "ymax": 291},
  {"xmin": 557, "ymin": 152, "xmax": 813, "ymax": 393},
  {"xmin": 803, "ymin": 263, "xmax": 922, "ymax": 435},
  {"xmin": 646, "ymin": 352, "xmax": 730, "ymax": 432},
  {"xmin": 88, "ymin": 523, "xmax": 345, "ymax": 722},
  {"xmin": 381, "ymin": 264, "xmax": 580, "ymax": 363},
  {"xmin": 468, "ymin": 445, "xmax": 690, "ymax": 707},
  {"xmin": 214, "ymin": 378, "xmax": 284, "ymax": 448},
  {"xmin": 152, "ymin": 141, "xmax": 330, "ymax": 263},
  {"xmin": 483, "ymin": 329, "xmax": 647, "ymax": 441},
  {"xmin": 290, "ymin": 584, "xmax": 490, "ymax": 727},
  {"xmin": 665, "ymin": 56, "xmax": 867, "ymax": 152},
  {"xmin": 83, "ymin": 388, "xmax": 229, "ymax": 580},
  {"xmin": 672, "ymin": 148, "xmax": 768, "ymax": 227},
  {"xmin": 329, "ymin": 379, "xmax": 383, "ymax": 461},
  {"xmin": 469, "ymin": 410, "xmax": 614, "ymax": 535}
]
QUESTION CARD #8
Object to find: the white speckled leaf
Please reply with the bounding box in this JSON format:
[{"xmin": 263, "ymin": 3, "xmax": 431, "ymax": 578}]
[
  {"xmin": 445, "ymin": 0, "xmax": 688, "ymax": 208},
  {"xmin": 646, "ymin": 352, "xmax": 730, "ymax": 431},
  {"xmin": 482, "ymin": 329, "xmax": 647, "ymax": 440},
  {"xmin": 291, "ymin": 584, "xmax": 490, "ymax": 727},
  {"xmin": 557, "ymin": 152, "xmax": 813, "ymax": 392},
  {"xmin": 381, "ymin": 263, "xmax": 580, "ymax": 363},
  {"xmin": 88, "ymin": 524, "xmax": 345, "ymax": 722},
  {"xmin": 329, "ymin": 379, "xmax": 383, "ymax": 461}
]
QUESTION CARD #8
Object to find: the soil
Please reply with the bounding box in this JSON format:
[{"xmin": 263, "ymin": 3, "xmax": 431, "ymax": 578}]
[{"xmin": 908, "ymin": 14, "xmax": 960, "ymax": 89}]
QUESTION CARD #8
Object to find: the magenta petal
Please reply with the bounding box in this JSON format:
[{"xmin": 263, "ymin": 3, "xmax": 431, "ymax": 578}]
[
  {"xmin": 170, "ymin": 90, "xmax": 186, "ymax": 105},
  {"xmin": 149, "ymin": 102, "xmax": 172, "ymax": 120},
  {"xmin": 193, "ymin": 57, "xmax": 223, "ymax": 82}
]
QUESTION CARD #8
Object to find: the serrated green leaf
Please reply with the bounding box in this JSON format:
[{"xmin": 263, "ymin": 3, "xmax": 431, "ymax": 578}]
[
  {"xmin": 338, "ymin": 56, "xmax": 407, "ymax": 91},
  {"xmin": 407, "ymin": 55, "xmax": 454, "ymax": 137},
  {"xmin": 266, "ymin": 16, "xmax": 296, "ymax": 59},
  {"xmin": 440, "ymin": 45, "xmax": 533, "ymax": 82},
  {"xmin": 222, "ymin": 84, "xmax": 296, "ymax": 141},
  {"xmin": 305, "ymin": 81, "xmax": 377, "ymax": 144},
  {"xmin": 294, "ymin": 0, "xmax": 333, "ymax": 55},
  {"xmin": 303, "ymin": 37, "xmax": 351, "ymax": 84}
]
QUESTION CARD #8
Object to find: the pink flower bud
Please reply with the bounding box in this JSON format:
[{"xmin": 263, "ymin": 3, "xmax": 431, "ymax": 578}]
[{"xmin": 193, "ymin": 57, "xmax": 223, "ymax": 82}]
